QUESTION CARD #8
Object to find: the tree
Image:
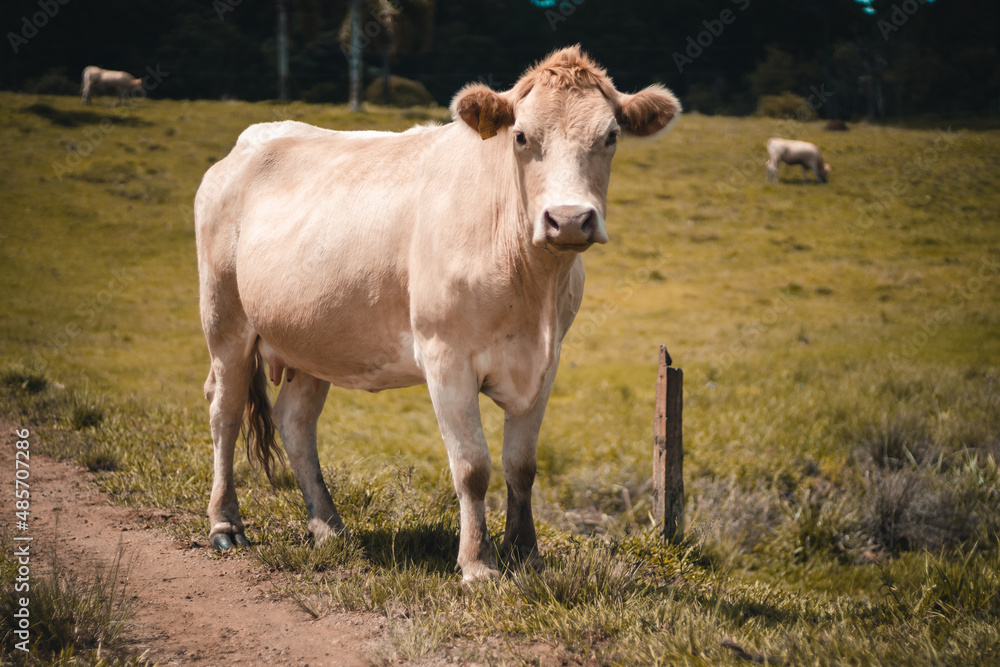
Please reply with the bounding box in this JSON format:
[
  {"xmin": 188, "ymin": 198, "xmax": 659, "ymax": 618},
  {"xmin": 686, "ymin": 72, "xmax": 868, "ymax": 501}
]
[
  {"xmin": 747, "ymin": 45, "xmax": 798, "ymax": 97},
  {"xmin": 339, "ymin": 0, "xmax": 434, "ymax": 110},
  {"xmin": 347, "ymin": 0, "xmax": 362, "ymax": 110}
]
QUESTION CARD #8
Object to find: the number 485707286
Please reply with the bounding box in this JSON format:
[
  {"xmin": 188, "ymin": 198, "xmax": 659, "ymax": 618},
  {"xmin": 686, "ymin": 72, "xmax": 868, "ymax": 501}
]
[{"xmin": 15, "ymin": 428, "xmax": 30, "ymax": 526}]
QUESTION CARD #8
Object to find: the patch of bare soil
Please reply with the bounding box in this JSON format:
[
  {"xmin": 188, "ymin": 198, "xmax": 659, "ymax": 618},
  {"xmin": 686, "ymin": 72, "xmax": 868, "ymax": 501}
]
[{"xmin": 2, "ymin": 423, "xmax": 385, "ymax": 666}]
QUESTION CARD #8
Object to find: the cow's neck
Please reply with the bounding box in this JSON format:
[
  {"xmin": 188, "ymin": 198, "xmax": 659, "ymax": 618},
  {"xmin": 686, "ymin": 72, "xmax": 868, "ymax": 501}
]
[{"xmin": 482, "ymin": 128, "xmax": 578, "ymax": 364}]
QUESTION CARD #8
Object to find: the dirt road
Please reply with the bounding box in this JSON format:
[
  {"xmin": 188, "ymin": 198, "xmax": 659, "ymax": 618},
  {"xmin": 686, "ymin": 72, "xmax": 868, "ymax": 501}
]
[{"xmin": 3, "ymin": 424, "xmax": 385, "ymax": 666}]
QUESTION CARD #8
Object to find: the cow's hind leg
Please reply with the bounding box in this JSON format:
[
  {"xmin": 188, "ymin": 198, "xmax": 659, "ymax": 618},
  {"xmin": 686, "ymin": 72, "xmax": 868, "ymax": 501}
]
[
  {"xmin": 273, "ymin": 373, "xmax": 346, "ymax": 542},
  {"xmin": 204, "ymin": 330, "xmax": 259, "ymax": 550}
]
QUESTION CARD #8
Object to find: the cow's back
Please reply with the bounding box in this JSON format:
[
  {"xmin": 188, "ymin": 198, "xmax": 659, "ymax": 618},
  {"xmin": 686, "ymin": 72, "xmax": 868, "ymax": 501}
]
[
  {"xmin": 82, "ymin": 67, "xmax": 135, "ymax": 95},
  {"xmin": 769, "ymin": 138, "xmax": 819, "ymax": 166},
  {"xmin": 197, "ymin": 121, "xmax": 442, "ymax": 388}
]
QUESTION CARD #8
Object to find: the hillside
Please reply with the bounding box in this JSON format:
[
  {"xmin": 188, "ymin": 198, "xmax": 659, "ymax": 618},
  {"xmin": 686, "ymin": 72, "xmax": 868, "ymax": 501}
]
[{"xmin": 1, "ymin": 92, "xmax": 999, "ymax": 665}]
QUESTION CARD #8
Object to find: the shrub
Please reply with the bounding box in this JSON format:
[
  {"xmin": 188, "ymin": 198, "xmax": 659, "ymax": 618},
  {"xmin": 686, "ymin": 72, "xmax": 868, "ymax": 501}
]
[
  {"xmin": 1, "ymin": 367, "xmax": 47, "ymax": 394},
  {"xmin": 24, "ymin": 68, "xmax": 79, "ymax": 96},
  {"xmin": 756, "ymin": 92, "xmax": 817, "ymax": 120},
  {"xmin": 857, "ymin": 412, "xmax": 934, "ymax": 470},
  {"xmin": 302, "ymin": 82, "xmax": 341, "ymax": 104},
  {"xmin": 68, "ymin": 391, "xmax": 107, "ymax": 430},
  {"xmin": 71, "ymin": 403, "xmax": 104, "ymax": 430},
  {"xmin": 366, "ymin": 75, "xmax": 435, "ymax": 107},
  {"xmin": 861, "ymin": 469, "xmax": 922, "ymax": 552}
]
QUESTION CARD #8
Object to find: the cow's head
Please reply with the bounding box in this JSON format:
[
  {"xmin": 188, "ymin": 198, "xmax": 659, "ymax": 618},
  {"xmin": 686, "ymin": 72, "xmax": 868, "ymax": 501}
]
[{"xmin": 451, "ymin": 46, "xmax": 680, "ymax": 252}]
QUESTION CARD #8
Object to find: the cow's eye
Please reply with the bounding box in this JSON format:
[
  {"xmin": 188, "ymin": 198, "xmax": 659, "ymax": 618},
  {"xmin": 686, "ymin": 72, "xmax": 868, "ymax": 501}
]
[
  {"xmin": 605, "ymin": 131, "xmax": 619, "ymax": 147},
  {"xmin": 514, "ymin": 131, "xmax": 527, "ymax": 146}
]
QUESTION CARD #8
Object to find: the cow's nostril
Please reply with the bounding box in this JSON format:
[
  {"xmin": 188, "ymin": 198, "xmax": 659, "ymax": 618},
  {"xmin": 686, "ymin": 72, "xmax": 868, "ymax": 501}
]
[{"xmin": 544, "ymin": 211, "xmax": 560, "ymax": 232}]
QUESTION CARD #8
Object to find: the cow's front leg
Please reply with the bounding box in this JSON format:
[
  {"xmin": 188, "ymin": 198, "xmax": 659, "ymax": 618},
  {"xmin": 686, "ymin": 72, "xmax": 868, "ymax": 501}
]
[
  {"xmin": 425, "ymin": 363, "xmax": 498, "ymax": 583},
  {"xmin": 500, "ymin": 359, "xmax": 558, "ymax": 566}
]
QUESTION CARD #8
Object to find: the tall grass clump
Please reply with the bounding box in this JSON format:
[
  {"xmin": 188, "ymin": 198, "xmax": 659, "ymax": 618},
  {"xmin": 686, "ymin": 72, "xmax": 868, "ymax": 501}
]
[
  {"xmin": 1, "ymin": 366, "xmax": 48, "ymax": 395},
  {"xmin": 0, "ymin": 531, "xmax": 149, "ymax": 666},
  {"xmin": 507, "ymin": 539, "xmax": 650, "ymax": 609}
]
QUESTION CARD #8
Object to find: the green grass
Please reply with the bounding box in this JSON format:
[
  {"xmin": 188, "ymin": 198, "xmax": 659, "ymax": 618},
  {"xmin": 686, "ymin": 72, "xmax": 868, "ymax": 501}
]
[{"xmin": 2, "ymin": 91, "xmax": 999, "ymax": 664}]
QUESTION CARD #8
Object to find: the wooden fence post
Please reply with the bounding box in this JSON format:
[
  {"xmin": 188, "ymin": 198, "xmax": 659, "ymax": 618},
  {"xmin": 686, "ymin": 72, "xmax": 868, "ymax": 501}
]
[{"xmin": 653, "ymin": 344, "xmax": 684, "ymax": 544}]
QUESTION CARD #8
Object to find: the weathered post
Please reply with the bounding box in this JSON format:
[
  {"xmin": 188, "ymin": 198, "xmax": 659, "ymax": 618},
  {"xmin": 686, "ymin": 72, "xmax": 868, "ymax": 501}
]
[{"xmin": 653, "ymin": 345, "xmax": 684, "ymax": 543}]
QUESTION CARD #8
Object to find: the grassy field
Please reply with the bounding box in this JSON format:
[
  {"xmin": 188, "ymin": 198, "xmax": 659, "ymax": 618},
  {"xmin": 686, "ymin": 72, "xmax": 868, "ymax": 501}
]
[{"xmin": 2, "ymin": 91, "xmax": 999, "ymax": 665}]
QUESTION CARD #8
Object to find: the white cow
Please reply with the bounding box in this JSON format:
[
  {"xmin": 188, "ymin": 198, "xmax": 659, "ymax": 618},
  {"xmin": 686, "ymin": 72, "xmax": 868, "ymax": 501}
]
[
  {"xmin": 194, "ymin": 46, "xmax": 680, "ymax": 582},
  {"xmin": 766, "ymin": 137, "xmax": 831, "ymax": 184},
  {"xmin": 81, "ymin": 66, "xmax": 142, "ymax": 105}
]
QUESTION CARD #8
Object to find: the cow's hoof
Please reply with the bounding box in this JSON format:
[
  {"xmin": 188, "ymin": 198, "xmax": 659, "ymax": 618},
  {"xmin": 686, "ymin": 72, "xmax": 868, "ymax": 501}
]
[
  {"xmin": 309, "ymin": 518, "xmax": 348, "ymax": 544},
  {"xmin": 211, "ymin": 533, "xmax": 250, "ymax": 551},
  {"xmin": 460, "ymin": 563, "xmax": 501, "ymax": 586},
  {"xmin": 211, "ymin": 533, "xmax": 234, "ymax": 551}
]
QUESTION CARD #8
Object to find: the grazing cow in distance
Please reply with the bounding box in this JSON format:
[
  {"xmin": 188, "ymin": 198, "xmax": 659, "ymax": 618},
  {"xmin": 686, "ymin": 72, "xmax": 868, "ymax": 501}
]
[
  {"xmin": 194, "ymin": 45, "xmax": 681, "ymax": 583},
  {"xmin": 766, "ymin": 137, "xmax": 831, "ymax": 184},
  {"xmin": 81, "ymin": 66, "xmax": 142, "ymax": 105}
]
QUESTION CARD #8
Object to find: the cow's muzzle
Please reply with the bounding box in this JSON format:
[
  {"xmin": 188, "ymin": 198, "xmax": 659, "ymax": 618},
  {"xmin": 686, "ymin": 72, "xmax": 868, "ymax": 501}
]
[{"xmin": 542, "ymin": 205, "xmax": 607, "ymax": 250}]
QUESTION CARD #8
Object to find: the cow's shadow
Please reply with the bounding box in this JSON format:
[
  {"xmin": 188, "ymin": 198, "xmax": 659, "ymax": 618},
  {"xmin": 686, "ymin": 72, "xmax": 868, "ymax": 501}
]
[
  {"xmin": 353, "ymin": 523, "xmax": 463, "ymax": 574},
  {"xmin": 771, "ymin": 177, "xmax": 827, "ymax": 186},
  {"xmin": 21, "ymin": 102, "xmax": 152, "ymax": 128}
]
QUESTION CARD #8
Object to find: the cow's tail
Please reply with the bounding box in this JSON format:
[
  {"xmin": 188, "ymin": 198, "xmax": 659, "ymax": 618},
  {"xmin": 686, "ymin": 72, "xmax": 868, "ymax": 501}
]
[{"xmin": 243, "ymin": 345, "xmax": 282, "ymax": 485}]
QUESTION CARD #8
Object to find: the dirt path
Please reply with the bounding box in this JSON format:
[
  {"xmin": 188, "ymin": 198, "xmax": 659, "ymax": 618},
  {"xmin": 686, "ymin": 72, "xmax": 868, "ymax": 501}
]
[{"xmin": 3, "ymin": 424, "xmax": 386, "ymax": 666}]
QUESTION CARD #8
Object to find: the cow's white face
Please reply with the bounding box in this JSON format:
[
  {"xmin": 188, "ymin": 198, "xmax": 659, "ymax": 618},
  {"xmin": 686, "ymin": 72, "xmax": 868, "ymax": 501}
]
[
  {"xmin": 452, "ymin": 71, "xmax": 680, "ymax": 253},
  {"xmin": 512, "ymin": 86, "xmax": 617, "ymax": 250}
]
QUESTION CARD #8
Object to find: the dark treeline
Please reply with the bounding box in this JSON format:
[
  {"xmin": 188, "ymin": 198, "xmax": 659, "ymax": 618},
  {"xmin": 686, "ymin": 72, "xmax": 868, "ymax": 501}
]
[{"xmin": 2, "ymin": 0, "xmax": 997, "ymax": 118}]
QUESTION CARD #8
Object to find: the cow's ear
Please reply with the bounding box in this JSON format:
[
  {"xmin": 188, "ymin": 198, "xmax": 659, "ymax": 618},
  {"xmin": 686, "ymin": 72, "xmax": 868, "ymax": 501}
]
[
  {"xmin": 617, "ymin": 85, "xmax": 681, "ymax": 138},
  {"xmin": 451, "ymin": 83, "xmax": 514, "ymax": 140}
]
